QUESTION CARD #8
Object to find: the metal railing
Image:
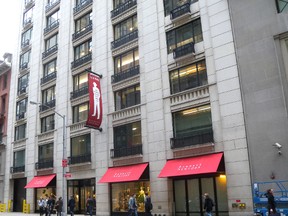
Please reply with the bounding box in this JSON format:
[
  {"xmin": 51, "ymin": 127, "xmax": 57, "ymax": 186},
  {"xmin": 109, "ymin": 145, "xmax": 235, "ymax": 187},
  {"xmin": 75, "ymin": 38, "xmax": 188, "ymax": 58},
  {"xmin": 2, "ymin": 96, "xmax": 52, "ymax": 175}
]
[
  {"xmin": 70, "ymin": 86, "xmax": 88, "ymax": 99},
  {"xmin": 111, "ymin": 0, "xmax": 137, "ymax": 18},
  {"xmin": 21, "ymin": 39, "xmax": 30, "ymax": 49},
  {"xmin": 111, "ymin": 65, "xmax": 140, "ymax": 83},
  {"xmin": 16, "ymin": 112, "xmax": 26, "ymax": 121},
  {"xmin": 23, "ymin": 18, "xmax": 32, "ymax": 27},
  {"xmin": 45, "ymin": 0, "xmax": 60, "ymax": 12},
  {"xmin": 40, "ymin": 99, "xmax": 56, "ymax": 112},
  {"xmin": 71, "ymin": 53, "xmax": 92, "ymax": 69},
  {"xmin": 110, "ymin": 144, "xmax": 142, "ymax": 158},
  {"xmin": 35, "ymin": 160, "xmax": 54, "ymax": 170},
  {"xmin": 73, "ymin": 0, "xmax": 93, "ymax": 14},
  {"xmin": 42, "ymin": 44, "xmax": 58, "ymax": 59},
  {"xmin": 10, "ymin": 166, "xmax": 25, "ymax": 173},
  {"xmin": 72, "ymin": 22, "xmax": 92, "ymax": 41},
  {"xmin": 173, "ymin": 42, "xmax": 195, "ymax": 59},
  {"xmin": 41, "ymin": 71, "xmax": 57, "ymax": 85},
  {"xmin": 111, "ymin": 30, "xmax": 138, "ymax": 49},
  {"xmin": 170, "ymin": 2, "xmax": 191, "ymax": 20},
  {"xmin": 170, "ymin": 128, "xmax": 214, "ymax": 149},
  {"xmin": 68, "ymin": 153, "xmax": 91, "ymax": 165},
  {"xmin": 19, "ymin": 62, "xmax": 28, "ymax": 70},
  {"xmin": 44, "ymin": 19, "xmax": 59, "ymax": 34}
]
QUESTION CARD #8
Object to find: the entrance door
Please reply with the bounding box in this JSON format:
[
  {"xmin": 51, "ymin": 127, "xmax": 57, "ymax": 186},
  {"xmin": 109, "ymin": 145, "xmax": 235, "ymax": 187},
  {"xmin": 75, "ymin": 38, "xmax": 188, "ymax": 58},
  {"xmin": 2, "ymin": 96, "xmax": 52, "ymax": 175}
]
[{"xmin": 13, "ymin": 178, "xmax": 27, "ymax": 212}]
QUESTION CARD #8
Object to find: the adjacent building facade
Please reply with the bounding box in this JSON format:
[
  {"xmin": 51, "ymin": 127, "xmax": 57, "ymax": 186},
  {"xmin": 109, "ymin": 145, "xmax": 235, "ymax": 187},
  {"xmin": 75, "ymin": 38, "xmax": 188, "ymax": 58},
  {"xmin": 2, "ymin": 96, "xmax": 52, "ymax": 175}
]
[{"xmin": 3, "ymin": 0, "xmax": 256, "ymax": 215}]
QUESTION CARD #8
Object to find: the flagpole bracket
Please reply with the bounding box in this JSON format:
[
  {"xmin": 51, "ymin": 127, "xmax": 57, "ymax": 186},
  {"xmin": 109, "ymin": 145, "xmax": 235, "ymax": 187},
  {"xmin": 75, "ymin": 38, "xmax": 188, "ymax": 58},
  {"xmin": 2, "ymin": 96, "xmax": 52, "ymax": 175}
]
[{"xmin": 85, "ymin": 69, "xmax": 103, "ymax": 78}]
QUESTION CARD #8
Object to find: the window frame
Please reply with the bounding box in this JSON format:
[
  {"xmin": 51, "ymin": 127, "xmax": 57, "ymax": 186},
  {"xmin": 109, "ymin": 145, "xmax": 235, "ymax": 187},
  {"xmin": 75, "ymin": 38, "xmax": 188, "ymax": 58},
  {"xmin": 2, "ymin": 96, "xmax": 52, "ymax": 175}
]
[
  {"xmin": 42, "ymin": 86, "xmax": 56, "ymax": 104},
  {"xmin": 38, "ymin": 143, "xmax": 53, "ymax": 162},
  {"xmin": 73, "ymin": 71, "xmax": 88, "ymax": 91},
  {"xmin": 47, "ymin": 10, "xmax": 59, "ymax": 26},
  {"xmin": 74, "ymin": 39, "xmax": 92, "ymax": 60},
  {"xmin": 16, "ymin": 98, "xmax": 28, "ymax": 118},
  {"xmin": 21, "ymin": 28, "xmax": 33, "ymax": 45},
  {"xmin": 15, "ymin": 123, "xmax": 26, "ymax": 141},
  {"xmin": 18, "ymin": 74, "xmax": 29, "ymax": 93},
  {"xmin": 114, "ymin": 48, "xmax": 139, "ymax": 74},
  {"xmin": 114, "ymin": 14, "xmax": 137, "ymax": 40},
  {"xmin": 41, "ymin": 114, "xmax": 55, "ymax": 133},
  {"xmin": 72, "ymin": 102, "xmax": 89, "ymax": 123},
  {"xmin": 70, "ymin": 134, "xmax": 91, "ymax": 157},
  {"xmin": 114, "ymin": 84, "xmax": 141, "ymax": 110},
  {"xmin": 20, "ymin": 50, "xmax": 31, "ymax": 67},
  {"xmin": 75, "ymin": 12, "xmax": 92, "ymax": 33},
  {"xmin": 13, "ymin": 150, "xmax": 25, "ymax": 167}
]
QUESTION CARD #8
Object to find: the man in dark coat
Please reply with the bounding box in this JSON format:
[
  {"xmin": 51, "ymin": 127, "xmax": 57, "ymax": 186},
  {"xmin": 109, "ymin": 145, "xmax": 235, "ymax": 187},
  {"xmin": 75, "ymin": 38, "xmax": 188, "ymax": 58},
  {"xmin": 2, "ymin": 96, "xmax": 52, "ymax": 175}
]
[
  {"xmin": 203, "ymin": 193, "xmax": 214, "ymax": 216},
  {"xmin": 68, "ymin": 195, "xmax": 75, "ymax": 216},
  {"xmin": 266, "ymin": 188, "xmax": 277, "ymax": 215}
]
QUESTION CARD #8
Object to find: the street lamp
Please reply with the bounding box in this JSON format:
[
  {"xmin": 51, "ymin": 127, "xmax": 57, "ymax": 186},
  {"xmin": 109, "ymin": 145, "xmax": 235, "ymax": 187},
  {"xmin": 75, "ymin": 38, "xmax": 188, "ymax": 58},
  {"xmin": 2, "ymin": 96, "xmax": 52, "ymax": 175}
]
[{"xmin": 30, "ymin": 101, "xmax": 67, "ymax": 216}]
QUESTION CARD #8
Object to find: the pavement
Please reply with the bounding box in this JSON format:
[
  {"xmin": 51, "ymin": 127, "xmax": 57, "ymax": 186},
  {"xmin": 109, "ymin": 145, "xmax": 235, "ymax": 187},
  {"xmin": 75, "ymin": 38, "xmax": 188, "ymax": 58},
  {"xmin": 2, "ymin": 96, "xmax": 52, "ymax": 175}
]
[{"xmin": 0, "ymin": 214, "xmax": 85, "ymax": 216}]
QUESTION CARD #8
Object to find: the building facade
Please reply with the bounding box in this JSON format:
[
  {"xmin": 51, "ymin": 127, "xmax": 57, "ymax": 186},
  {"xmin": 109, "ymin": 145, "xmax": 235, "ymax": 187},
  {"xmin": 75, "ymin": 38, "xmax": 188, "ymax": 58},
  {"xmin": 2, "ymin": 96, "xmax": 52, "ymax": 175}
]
[{"xmin": 4, "ymin": 0, "xmax": 253, "ymax": 215}]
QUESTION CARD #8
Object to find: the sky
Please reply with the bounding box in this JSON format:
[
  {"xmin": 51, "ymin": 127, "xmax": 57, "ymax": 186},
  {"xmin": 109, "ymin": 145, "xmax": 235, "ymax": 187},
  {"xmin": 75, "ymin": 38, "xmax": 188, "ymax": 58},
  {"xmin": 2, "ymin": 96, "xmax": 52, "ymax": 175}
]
[{"xmin": 0, "ymin": 0, "xmax": 21, "ymax": 60}]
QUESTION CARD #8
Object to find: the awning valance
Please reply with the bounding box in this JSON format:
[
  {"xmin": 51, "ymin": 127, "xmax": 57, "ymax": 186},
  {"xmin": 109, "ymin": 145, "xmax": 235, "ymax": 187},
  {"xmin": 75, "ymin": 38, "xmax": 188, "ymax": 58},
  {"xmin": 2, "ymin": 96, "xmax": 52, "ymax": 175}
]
[{"xmin": 25, "ymin": 174, "xmax": 56, "ymax": 188}]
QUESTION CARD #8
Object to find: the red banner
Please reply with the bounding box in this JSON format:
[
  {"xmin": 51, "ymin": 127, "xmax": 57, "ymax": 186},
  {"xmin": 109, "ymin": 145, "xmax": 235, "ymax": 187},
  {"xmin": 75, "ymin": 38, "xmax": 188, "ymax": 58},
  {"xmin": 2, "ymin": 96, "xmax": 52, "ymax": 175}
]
[{"xmin": 86, "ymin": 73, "xmax": 103, "ymax": 129}]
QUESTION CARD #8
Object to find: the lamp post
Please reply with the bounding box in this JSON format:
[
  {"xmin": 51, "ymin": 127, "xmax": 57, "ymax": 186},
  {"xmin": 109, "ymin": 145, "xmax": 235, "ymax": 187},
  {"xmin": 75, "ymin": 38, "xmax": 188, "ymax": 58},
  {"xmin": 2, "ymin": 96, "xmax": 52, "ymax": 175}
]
[{"xmin": 30, "ymin": 101, "xmax": 67, "ymax": 216}]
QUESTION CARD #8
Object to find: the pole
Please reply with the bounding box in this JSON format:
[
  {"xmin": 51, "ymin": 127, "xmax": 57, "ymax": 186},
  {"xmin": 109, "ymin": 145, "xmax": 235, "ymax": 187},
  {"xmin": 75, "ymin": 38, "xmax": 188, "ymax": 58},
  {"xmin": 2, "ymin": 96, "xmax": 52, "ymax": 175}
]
[{"xmin": 62, "ymin": 115, "xmax": 66, "ymax": 216}]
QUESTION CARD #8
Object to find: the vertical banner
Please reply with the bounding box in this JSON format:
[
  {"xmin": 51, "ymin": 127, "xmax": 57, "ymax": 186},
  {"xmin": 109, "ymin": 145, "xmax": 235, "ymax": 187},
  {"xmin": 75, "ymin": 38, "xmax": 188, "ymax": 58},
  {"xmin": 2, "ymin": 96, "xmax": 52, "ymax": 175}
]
[{"xmin": 86, "ymin": 73, "xmax": 103, "ymax": 129}]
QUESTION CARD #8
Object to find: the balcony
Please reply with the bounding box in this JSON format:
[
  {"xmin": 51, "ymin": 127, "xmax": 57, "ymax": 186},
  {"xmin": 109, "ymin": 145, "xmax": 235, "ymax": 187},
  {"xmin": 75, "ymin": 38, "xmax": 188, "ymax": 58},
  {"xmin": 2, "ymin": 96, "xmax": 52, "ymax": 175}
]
[
  {"xmin": 111, "ymin": 65, "xmax": 140, "ymax": 83},
  {"xmin": 170, "ymin": 2, "xmax": 191, "ymax": 20},
  {"xmin": 173, "ymin": 42, "xmax": 195, "ymax": 59},
  {"xmin": 42, "ymin": 44, "xmax": 58, "ymax": 59},
  {"xmin": 21, "ymin": 39, "xmax": 30, "ymax": 49},
  {"xmin": 111, "ymin": 0, "xmax": 137, "ymax": 18},
  {"xmin": 68, "ymin": 153, "xmax": 91, "ymax": 165},
  {"xmin": 16, "ymin": 112, "xmax": 26, "ymax": 121},
  {"xmin": 170, "ymin": 128, "xmax": 214, "ymax": 149},
  {"xmin": 10, "ymin": 166, "xmax": 25, "ymax": 173},
  {"xmin": 19, "ymin": 62, "xmax": 28, "ymax": 70},
  {"xmin": 35, "ymin": 159, "xmax": 53, "ymax": 170},
  {"xmin": 44, "ymin": 20, "xmax": 59, "ymax": 34},
  {"xmin": 40, "ymin": 99, "xmax": 56, "ymax": 112},
  {"xmin": 72, "ymin": 22, "xmax": 92, "ymax": 41},
  {"xmin": 71, "ymin": 53, "xmax": 92, "ymax": 69},
  {"xmin": 111, "ymin": 30, "xmax": 138, "ymax": 50},
  {"xmin": 45, "ymin": 0, "xmax": 60, "ymax": 12},
  {"xmin": 110, "ymin": 144, "xmax": 142, "ymax": 158},
  {"xmin": 23, "ymin": 18, "xmax": 32, "ymax": 28},
  {"xmin": 70, "ymin": 86, "xmax": 88, "ymax": 99},
  {"xmin": 41, "ymin": 71, "xmax": 57, "ymax": 85},
  {"xmin": 73, "ymin": 0, "xmax": 93, "ymax": 14}
]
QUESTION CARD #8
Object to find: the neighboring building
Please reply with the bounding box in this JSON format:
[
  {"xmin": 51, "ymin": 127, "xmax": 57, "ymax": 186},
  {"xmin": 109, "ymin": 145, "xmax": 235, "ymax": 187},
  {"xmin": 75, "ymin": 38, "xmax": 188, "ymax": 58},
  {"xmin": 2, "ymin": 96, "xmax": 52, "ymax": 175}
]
[
  {"xmin": 4, "ymin": 0, "xmax": 253, "ymax": 215},
  {"xmin": 0, "ymin": 53, "xmax": 12, "ymax": 203}
]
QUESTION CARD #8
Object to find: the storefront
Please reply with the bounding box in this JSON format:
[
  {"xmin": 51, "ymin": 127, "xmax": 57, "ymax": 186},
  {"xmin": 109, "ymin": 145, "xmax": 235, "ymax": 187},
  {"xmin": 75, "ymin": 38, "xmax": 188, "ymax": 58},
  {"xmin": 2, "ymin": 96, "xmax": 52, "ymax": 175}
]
[
  {"xmin": 159, "ymin": 152, "xmax": 229, "ymax": 216},
  {"xmin": 67, "ymin": 178, "xmax": 95, "ymax": 214},
  {"xmin": 99, "ymin": 163, "xmax": 150, "ymax": 216}
]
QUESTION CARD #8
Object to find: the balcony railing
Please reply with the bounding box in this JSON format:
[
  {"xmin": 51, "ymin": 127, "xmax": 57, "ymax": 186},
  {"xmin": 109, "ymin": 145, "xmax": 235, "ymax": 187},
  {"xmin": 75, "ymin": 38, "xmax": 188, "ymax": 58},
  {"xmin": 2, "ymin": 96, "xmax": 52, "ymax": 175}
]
[
  {"xmin": 44, "ymin": 20, "xmax": 60, "ymax": 34},
  {"xmin": 70, "ymin": 86, "xmax": 88, "ymax": 99},
  {"xmin": 21, "ymin": 39, "xmax": 30, "ymax": 49},
  {"xmin": 68, "ymin": 153, "xmax": 91, "ymax": 165},
  {"xmin": 110, "ymin": 144, "xmax": 142, "ymax": 158},
  {"xmin": 20, "ymin": 62, "xmax": 28, "ymax": 70},
  {"xmin": 10, "ymin": 166, "xmax": 25, "ymax": 173},
  {"xmin": 72, "ymin": 22, "xmax": 92, "ymax": 41},
  {"xmin": 40, "ymin": 99, "xmax": 56, "ymax": 112},
  {"xmin": 111, "ymin": 30, "xmax": 138, "ymax": 49},
  {"xmin": 35, "ymin": 160, "xmax": 54, "ymax": 170},
  {"xmin": 16, "ymin": 112, "xmax": 26, "ymax": 121},
  {"xmin": 170, "ymin": 2, "xmax": 191, "ymax": 20},
  {"xmin": 173, "ymin": 42, "xmax": 195, "ymax": 59},
  {"xmin": 170, "ymin": 128, "xmax": 214, "ymax": 149},
  {"xmin": 42, "ymin": 44, "xmax": 58, "ymax": 59},
  {"xmin": 45, "ymin": 0, "xmax": 60, "ymax": 12},
  {"xmin": 111, "ymin": 65, "xmax": 140, "ymax": 83},
  {"xmin": 73, "ymin": 0, "xmax": 93, "ymax": 14},
  {"xmin": 111, "ymin": 0, "xmax": 137, "ymax": 18},
  {"xmin": 41, "ymin": 71, "xmax": 57, "ymax": 85},
  {"xmin": 23, "ymin": 18, "xmax": 32, "ymax": 27},
  {"xmin": 71, "ymin": 53, "xmax": 92, "ymax": 69}
]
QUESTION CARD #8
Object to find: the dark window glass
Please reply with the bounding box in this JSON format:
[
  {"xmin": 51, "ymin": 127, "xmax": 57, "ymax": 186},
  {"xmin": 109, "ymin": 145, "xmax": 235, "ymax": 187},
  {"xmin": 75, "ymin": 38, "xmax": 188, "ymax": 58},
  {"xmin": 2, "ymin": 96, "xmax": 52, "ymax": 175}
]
[
  {"xmin": 114, "ymin": 84, "xmax": 140, "ymax": 110},
  {"xmin": 114, "ymin": 121, "xmax": 141, "ymax": 149},
  {"xmin": 73, "ymin": 71, "xmax": 88, "ymax": 90},
  {"xmin": 14, "ymin": 150, "xmax": 25, "ymax": 167},
  {"xmin": 23, "ymin": 7, "xmax": 33, "ymax": 25},
  {"xmin": 71, "ymin": 134, "xmax": 91, "ymax": 156},
  {"xmin": 114, "ymin": 15, "xmax": 137, "ymax": 40},
  {"xmin": 15, "ymin": 124, "xmax": 26, "ymax": 141},
  {"xmin": 75, "ymin": 12, "xmax": 92, "ymax": 32},
  {"xmin": 41, "ymin": 114, "xmax": 55, "ymax": 133},
  {"xmin": 16, "ymin": 98, "xmax": 28, "ymax": 118},
  {"xmin": 113, "ymin": 0, "xmax": 127, "ymax": 9},
  {"xmin": 73, "ymin": 103, "xmax": 88, "ymax": 123},
  {"xmin": 21, "ymin": 28, "xmax": 33, "ymax": 45},
  {"xmin": 164, "ymin": 0, "xmax": 198, "ymax": 16},
  {"xmin": 20, "ymin": 50, "xmax": 31, "ymax": 67},
  {"xmin": 74, "ymin": 40, "xmax": 92, "ymax": 60},
  {"xmin": 42, "ymin": 86, "xmax": 56, "ymax": 103},
  {"xmin": 1, "ymin": 97, "xmax": 5, "ymax": 113},
  {"xmin": 45, "ymin": 34, "xmax": 58, "ymax": 50},
  {"xmin": 43, "ymin": 59, "xmax": 57, "ymax": 77},
  {"xmin": 114, "ymin": 49, "xmax": 139, "ymax": 74},
  {"xmin": 47, "ymin": 10, "xmax": 59, "ymax": 26},
  {"xmin": 39, "ymin": 143, "xmax": 53, "ymax": 161},
  {"xmin": 276, "ymin": 0, "xmax": 288, "ymax": 13},
  {"xmin": 18, "ymin": 74, "xmax": 29, "ymax": 93}
]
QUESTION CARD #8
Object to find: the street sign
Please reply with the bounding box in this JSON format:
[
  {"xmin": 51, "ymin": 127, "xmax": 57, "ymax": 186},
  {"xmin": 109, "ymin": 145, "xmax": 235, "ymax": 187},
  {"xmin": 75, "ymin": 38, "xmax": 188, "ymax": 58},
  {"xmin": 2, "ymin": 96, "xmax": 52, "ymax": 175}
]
[
  {"xmin": 62, "ymin": 159, "xmax": 68, "ymax": 167},
  {"xmin": 64, "ymin": 173, "xmax": 72, "ymax": 178}
]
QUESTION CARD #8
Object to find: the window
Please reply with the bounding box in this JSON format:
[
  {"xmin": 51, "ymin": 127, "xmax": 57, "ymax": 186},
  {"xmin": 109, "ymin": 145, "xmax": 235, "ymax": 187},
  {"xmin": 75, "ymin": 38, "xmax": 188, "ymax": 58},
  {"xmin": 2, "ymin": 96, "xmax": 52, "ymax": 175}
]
[
  {"xmin": 16, "ymin": 98, "xmax": 28, "ymax": 120},
  {"xmin": 47, "ymin": 10, "xmax": 59, "ymax": 26},
  {"xmin": 48, "ymin": 0, "xmax": 58, "ymax": 4},
  {"xmin": 23, "ymin": 7, "xmax": 33, "ymax": 25},
  {"xmin": 3, "ymin": 74, "xmax": 7, "ymax": 89},
  {"xmin": 73, "ymin": 103, "xmax": 88, "ymax": 123},
  {"xmin": 114, "ymin": 49, "xmax": 139, "ymax": 74},
  {"xmin": 114, "ymin": 121, "xmax": 141, "ymax": 149},
  {"xmin": 1, "ymin": 97, "xmax": 5, "ymax": 114},
  {"xmin": 113, "ymin": 0, "xmax": 127, "ymax": 9},
  {"xmin": 114, "ymin": 84, "xmax": 140, "ymax": 110},
  {"xmin": 73, "ymin": 71, "xmax": 88, "ymax": 90},
  {"xmin": 42, "ymin": 86, "xmax": 56, "ymax": 103},
  {"xmin": 71, "ymin": 134, "xmax": 91, "ymax": 157},
  {"xmin": 76, "ymin": 0, "xmax": 87, "ymax": 5},
  {"xmin": 276, "ymin": 0, "xmax": 288, "ymax": 13},
  {"xmin": 166, "ymin": 19, "xmax": 202, "ymax": 53},
  {"xmin": 41, "ymin": 114, "xmax": 55, "ymax": 133},
  {"xmin": 21, "ymin": 28, "xmax": 32, "ymax": 46},
  {"xmin": 44, "ymin": 59, "xmax": 57, "ymax": 77},
  {"xmin": 18, "ymin": 74, "xmax": 29, "ymax": 94},
  {"xmin": 13, "ymin": 150, "xmax": 25, "ymax": 167},
  {"xmin": 170, "ymin": 60, "xmax": 207, "ymax": 94},
  {"xmin": 114, "ymin": 15, "xmax": 137, "ymax": 40},
  {"xmin": 20, "ymin": 50, "xmax": 31, "ymax": 68},
  {"xmin": 15, "ymin": 124, "xmax": 26, "ymax": 141},
  {"xmin": 74, "ymin": 39, "xmax": 92, "ymax": 60},
  {"xmin": 173, "ymin": 105, "xmax": 212, "ymax": 138},
  {"xmin": 75, "ymin": 12, "xmax": 92, "ymax": 33},
  {"xmin": 45, "ymin": 34, "xmax": 58, "ymax": 51},
  {"xmin": 164, "ymin": 0, "xmax": 196, "ymax": 16},
  {"xmin": 39, "ymin": 143, "xmax": 53, "ymax": 161}
]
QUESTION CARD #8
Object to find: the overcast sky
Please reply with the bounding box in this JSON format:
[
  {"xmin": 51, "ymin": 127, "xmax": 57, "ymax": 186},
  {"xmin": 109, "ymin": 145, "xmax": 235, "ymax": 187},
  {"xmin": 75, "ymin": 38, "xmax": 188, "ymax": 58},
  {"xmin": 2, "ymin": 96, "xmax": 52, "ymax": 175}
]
[{"xmin": 0, "ymin": 0, "xmax": 21, "ymax": 60}]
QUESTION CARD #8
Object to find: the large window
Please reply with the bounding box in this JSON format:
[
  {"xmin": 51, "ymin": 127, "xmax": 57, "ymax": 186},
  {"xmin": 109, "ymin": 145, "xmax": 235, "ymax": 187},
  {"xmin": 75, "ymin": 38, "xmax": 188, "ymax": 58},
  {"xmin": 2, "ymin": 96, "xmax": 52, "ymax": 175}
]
[
  {"xmin": 16, "ymin": 98, "xmax": 28, "ymax": 120},
  {"xmin": 20, "ymin": 50, "xmax": 31, "ymax": 68},
  {"xmin": 39, "ymin": 143, "xmax": 53, "ymax": 162},
  {"xmin": 18, "ymin": 74, "xmax": 29, "ymax": 94},
  {"xmin": 115, "ymin": 84, "xmax": 140, "ymax": 110},
  {"xmin": 23, "ymin": 7, "xmax": 33, "ymax": 25},
  {"xmin": 75, "ymin": 12, "xmax": 92, "ymax": 33},
  {"xmin": 45, "ymin": 34, "xmax": 58, "ymax": 51},
  {"xmin": 73, "ymin": 103, "xmax": 88, "ymax": 123},
  {"xmin": 166, "ymin": 19, "xmax": 202, "ymax": 53},
  {"xmin": 114, "ymin": 121, "xmax": 141, "ymax": 149},
  {"xmin": 113, "ymin": 0, "xmax": 126, "ymax": 9},
  {"xmin": 276, "ymin": 0, "xmax": 288, "ymax": 13},
  {"xmin": 71, "ymin": 134, "xmax": 91, "ymax": 157},
  {"xmin": 44, "ymin": 59, "xmax": 57, "ymax": 77},
  {"xmin": 15, "ymin": 124, "xmax": 26, "ymax": 141},
  {"xmin": 42, "ymin": 86, "xmax": 56, "ymax": 103},
  {"xmin": 21, "ymin": 28, "xmax": 32, "ymax": 46},
  {"xmin": 47, "ymin": 10, "xmax": 59, "ymax": 26},
  {"xmin": 13, "ymin": 150, "xmax": 25, "ymax": 167},
  {"xmin": 164, "ymin": 0, "xmax": 196, "ymax": 16},
  {"xmin": 73, "ymin": 71, "xmax": 88, "ymax": 90},
  {"xmin": 114, "ymin": 15, "xmax": 137, "ymax": 40},
  {"xmin": 74, "ymin": 40, "xmax": 92, "ymax": 60},
  {"xmin": 170, "ymin": 60, "xmax": 207, "ymax": 94},
  {"xmin": 41, "ymin": 114, "xmax": 55, "ymax": 133},
  {"xmin": 173, "ymin": 105, "xmax": 211, "ymax": 138},
  {"xmin": 114, "ymin": 49, "xmax": 139, "ymax": 74}
]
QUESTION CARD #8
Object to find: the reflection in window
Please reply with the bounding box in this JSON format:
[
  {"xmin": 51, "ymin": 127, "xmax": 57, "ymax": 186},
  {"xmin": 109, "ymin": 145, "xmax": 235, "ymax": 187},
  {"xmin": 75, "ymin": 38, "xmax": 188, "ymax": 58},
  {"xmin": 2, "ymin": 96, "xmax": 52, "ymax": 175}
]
[
  {"xmin": 71, "ymin": 134, "xmax": 91, "ymax": 157},
  {"xmin": 41, "ymin": 114, "xmax": 55, "ymax": 133},
  {"xmin": 113, "ymin": 0, "xmax": 127, "ymax": 9},
  {"xmin": 114, "ymin": 121, "xmax": 141, "ymax": 149},
  {"xmin": 73, "ymin": 71, "xmax": 88, "ymax": 90},
  {"xmin": 44, "ymin": 59, "xmax": 57, "ymax": 77},
  {"xmin": 42, "ymin": 86, "xmax": 56, "ymax": 103},
  {"xmin": 114, "ymin": 84, "xmax": 140, "ymax": 110},
  {"xmin": 13, "ymin": 150, "xmax": 25, "ymax": 167},
  {"xmin": 39, "ymin": 143, "xmax": 53, "ymax": 161},
  {"xmin": 21, "ymin": 28, "xmax": 32, "ymax": 45},
  {"xmin": 15, "ymin": 124, "xmax": 26, "ymax": 141},
  {"xmin": 23, "ymin": 7, "xmax": 33, "ymax": 25},
  {"xmin": 75, "ymin": 12, "xmax": 92, "ymax": 33},
  {"xmin": 114, "ymin": 49, "xmax": 139, "ymax": 74},
  {"xmin": 45, "ymin": 34, "xmax": 58, "ymax": 50},
  {"xmin": 16, "ymin": 98, "xmax": 28, "ymax": 119},
  {"xmin": 20, "ymin": 50, "xmax": 31, "ymax": 68},
  {"xmin": 47, "ymin": 10, "xmax": 59, "ymax": 26},
  {"xmin": 73, "ymin": 103, "xmax": 88, "ymax": 123},
  {"xmin": 74, "ymin": 40, "xmax": 92, "ymax": 60},
  {"xmin": 276, "ymin": 0, "xmax": 288, "ymax": 13},
  {"xmin": 114, "ymin": 15, "xmax": 137, "ymax": 40},
  {"xmin": 163, "ymin": 0, "xmax": 194, "ymax": 16},
  {"xmin": 18, "ymin": 74, "xmax": 29, "ymax": 94}
]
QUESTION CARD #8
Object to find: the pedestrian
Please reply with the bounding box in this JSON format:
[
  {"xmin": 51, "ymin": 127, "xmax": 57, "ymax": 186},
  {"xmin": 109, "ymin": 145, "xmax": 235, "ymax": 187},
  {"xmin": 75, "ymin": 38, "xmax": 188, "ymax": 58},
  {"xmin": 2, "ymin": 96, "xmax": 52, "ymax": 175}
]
[
  {"xmin": 128, "ymin": 193, "xmax": 138, "ymax": 216},
  {"xmin": 266, "ymin": 188, "xmax": 277, "ymax": 215},
  {"xmin": 55, "ymin": 197, "xmax": 63, "ymax": 216},
  {"xmin": 44, "ymin": 195, "xmax": 49, "ymax": 216},
  {"xmin": 144, "ymin": 193, "xmax": 153, "ymax": 216},
  {"xmin": 68, "ymin": 195, "xmax": 75, "ymax": 216},
  {"xmin": 47, "ymin": 194, "xmax": 55, "ymax": 216},
  {"xmin": 86, "ymin": 196, "xmax": 94, "ymax": 216},
  {"xmin": 38, "ymin": 197, "xmax": 45, "ymax": 216},
  {"xmin": 203, "ymin": 193, "xmax": 214, "ymax": 216}
]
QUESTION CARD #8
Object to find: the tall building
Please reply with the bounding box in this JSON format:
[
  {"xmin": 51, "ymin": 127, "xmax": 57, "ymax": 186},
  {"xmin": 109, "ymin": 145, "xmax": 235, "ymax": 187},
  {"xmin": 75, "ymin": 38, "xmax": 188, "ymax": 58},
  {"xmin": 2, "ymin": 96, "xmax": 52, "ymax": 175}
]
[
  {"xmin": 0, "ymin": 53, "xmax": 12, "ymax": 203},
  {"xmin": 4, "ymin": 0, "xmax": 253, "ymax": 215}
]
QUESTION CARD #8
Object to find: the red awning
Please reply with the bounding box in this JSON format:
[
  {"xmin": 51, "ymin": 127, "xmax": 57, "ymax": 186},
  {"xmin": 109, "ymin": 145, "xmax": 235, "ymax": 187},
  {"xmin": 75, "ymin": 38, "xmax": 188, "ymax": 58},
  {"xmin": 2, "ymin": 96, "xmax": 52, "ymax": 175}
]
[
  {"xmin": 99, "ymin": 163, "xmax": 148, "ymax": 183},
  {"xmin": 158, "ymin": 152, "xmax": 224, "ymax": 178},
  {"xmin": 25, "ymin": 174, "xmax": 56, "ymax": 188}
]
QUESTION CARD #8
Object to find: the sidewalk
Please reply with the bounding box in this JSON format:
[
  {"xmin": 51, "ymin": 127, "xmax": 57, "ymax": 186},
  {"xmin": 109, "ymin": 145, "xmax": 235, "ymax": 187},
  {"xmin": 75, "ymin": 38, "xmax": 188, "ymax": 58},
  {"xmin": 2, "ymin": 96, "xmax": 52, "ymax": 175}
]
[{"xmin": 0, "ymin": 213, "xmax": 85, "ymax": 216}]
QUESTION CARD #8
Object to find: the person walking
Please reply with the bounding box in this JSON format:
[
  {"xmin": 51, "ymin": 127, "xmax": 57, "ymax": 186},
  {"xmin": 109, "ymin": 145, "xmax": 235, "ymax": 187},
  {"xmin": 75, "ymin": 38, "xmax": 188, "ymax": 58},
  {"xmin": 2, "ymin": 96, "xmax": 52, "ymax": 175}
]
[
  {"xmin": 203, "ymin": 193, "xmax": 214, "ymax": 216},
  {"xmin": 68, "ymin": 195, "xmax": 75, "ymax": 216},
  {"xmin": 128, "ymin": 193, "xmax": 138, "ymax": 216},
  {"xmin": 86, "ymin": 196, "xmax": 94, "ymax": 216},
  {"xmin": 266, "ymin": 188, "xmax": 277, "ymax": 215},
  {"xmin": 144, "ymin": 193, "xmax": 152, "ymax": 216},
  {"xmin": 55, "ymin": 197, "xmax": 63, "ymax": 216},
  {"xmin": 38, "ymin": 197, "xmax": 45, "ymax": 216}
]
